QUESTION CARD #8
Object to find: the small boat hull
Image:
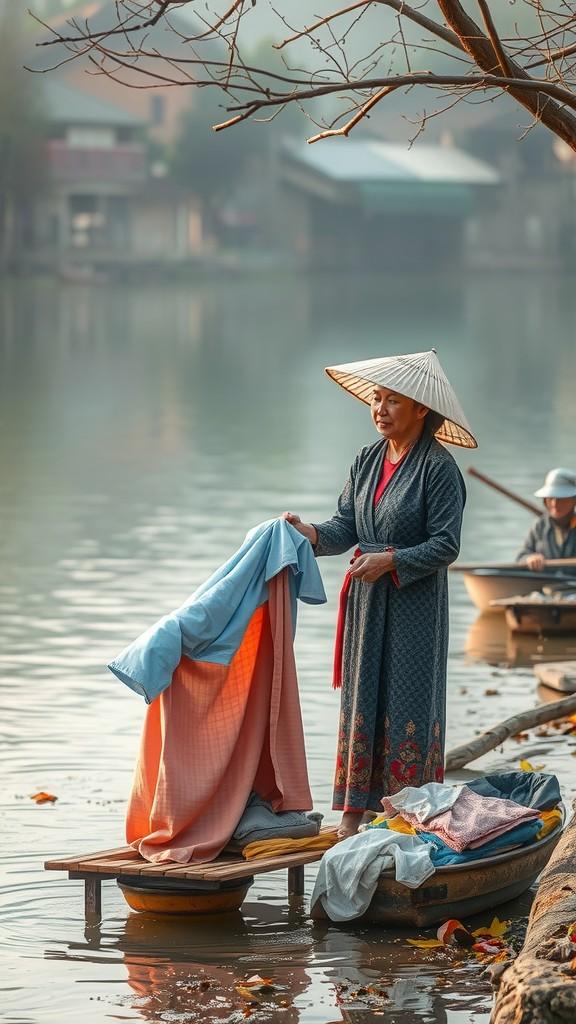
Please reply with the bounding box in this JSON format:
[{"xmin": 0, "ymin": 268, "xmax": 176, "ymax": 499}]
[
  {"xmin": 117, "ymin": 875, "xmax": 254, "ymax": 915},
  {"xmin": 463, "ymin": 569, "xmax": 572, "ymax": 614},
  {"xmin": 310, "ymin": 826, "xmax": 561, "ymax": 928}
]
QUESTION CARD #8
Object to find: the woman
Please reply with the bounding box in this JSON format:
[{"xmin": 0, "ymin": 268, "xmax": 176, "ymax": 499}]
[
  {"xmin": 517, "ymin": 467, "xmax": 576, "ymax": 572},
  {"xmin": 284, "ymin": 350, "xmax": 475, "ymax": 837}
]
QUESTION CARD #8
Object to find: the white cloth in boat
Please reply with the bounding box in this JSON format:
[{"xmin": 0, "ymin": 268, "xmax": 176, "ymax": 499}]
[
  {"xmin": 311, "ymin": 829, "xmax": 435, "ymax": 922},
  {"xmin": 380, "ymin": 781, "xmax": 463, "ymax": 824}
]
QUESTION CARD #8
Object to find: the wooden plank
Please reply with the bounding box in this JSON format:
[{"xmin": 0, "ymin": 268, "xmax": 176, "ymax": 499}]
[
  {"xmin": 288, "ymin": 865, "xmax": 305, "ymax": 897},
  {"xmin": 84, "ymin": 877, "xmax": 101, "ymax": 917},
  {"xmin": 534, "ymin": 660, "xmax": 576, "ymax": 693},
  {"xmin": 71, "ymin": 857, "xmax": 147, "ymax": 875},
  {"xmin": 193, "ymin": 850, "xmax": 325, "ymax": 880},
  {"xmin": 45, "ymin": 828, "xmax": 338, "ymax": 879},
  {"xmin": 126, "ymin": 862, "xmax": 212, "ymax": 879},
  {"xmin": 44, "ymin": 847, "xmax": 136, "ymax": 871}
]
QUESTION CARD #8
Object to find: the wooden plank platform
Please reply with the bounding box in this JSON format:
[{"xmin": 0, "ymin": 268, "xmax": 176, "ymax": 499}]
[
  {"xmin": 534, "ymin": 660, "xmax": 576, "ymax": 694},
  {"xmin": 45, "ymin": 842, "xmax": 330, "ymax": 920}
]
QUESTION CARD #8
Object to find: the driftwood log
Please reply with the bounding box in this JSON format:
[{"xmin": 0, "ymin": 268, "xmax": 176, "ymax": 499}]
[
  {"xmin": 490, "ymin": 799, "xmax": 576, "ymax": 1024},
  {"xmin": 445, "ymin": 694, "xmax": 576, "ymax": 771}
]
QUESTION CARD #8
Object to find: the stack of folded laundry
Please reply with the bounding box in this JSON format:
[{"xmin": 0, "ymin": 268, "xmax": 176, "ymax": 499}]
[
  {"xmin": 369, "ymin": 771, "xmax": 562, "ymax": 866},
  {"xmin": 312, "ymin": 771, "xmax": 562, "ymax": 922},
  {"xmin": 225, "ymin": 792, "xmax": 339, "ymax": 860}
]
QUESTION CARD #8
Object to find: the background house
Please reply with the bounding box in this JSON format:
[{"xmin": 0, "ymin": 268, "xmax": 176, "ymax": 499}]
[
  {"xmin": 277, "ymin": 139, "xmax": 499, "ymax": 269},
  {"xmin": 33, "ymin": 79, "xmax": 202, "ymax": 269}
]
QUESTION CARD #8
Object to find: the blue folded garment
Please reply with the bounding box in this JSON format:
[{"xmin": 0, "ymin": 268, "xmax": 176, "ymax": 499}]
[
  {"xmin": 466, "ymin": 770, "xmax": 560, "ymax": 811},
  {"xmin": 418, "ymin": 818, "xmax": 543, "ymax": 866},
  {"xmin": 108, "ymin": 518, "xmax": 326, "ymax": 703}
]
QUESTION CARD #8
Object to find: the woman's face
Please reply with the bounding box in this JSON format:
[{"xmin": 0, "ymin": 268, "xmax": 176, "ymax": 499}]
[
  {"xmin": 370, "ymin": 387, "xmax": 428, "ymax": 440},
  {"xmin": 544, "ymin": 496, "xmax": 576, "ymax": 522}
]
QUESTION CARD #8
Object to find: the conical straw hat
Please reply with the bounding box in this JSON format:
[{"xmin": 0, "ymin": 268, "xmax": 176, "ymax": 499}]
[{"xmin": 325, "ymin": 349, "xmax": 477, "ymax": 449}]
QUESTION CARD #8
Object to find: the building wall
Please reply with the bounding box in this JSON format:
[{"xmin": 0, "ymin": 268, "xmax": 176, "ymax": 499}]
[
  {"xmin": 63, "ymin": 66, "xmax": 193, "ymax": 146},
  {"xmin": 279, "ymin": 187, "xmax": 465, "ymax": 270},
  {"xmin": 465, "ymin": 175, "xmax": 576, "ymax": 269}
]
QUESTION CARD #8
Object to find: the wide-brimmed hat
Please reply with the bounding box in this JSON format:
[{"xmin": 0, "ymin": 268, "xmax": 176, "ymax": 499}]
[
  {"xmin": 534, "ymin": 467, "xmax": 576, "ymax": 499},
  {"xmin": 325, "ymin": 349, "xmax": 477, "ymax": 449}
]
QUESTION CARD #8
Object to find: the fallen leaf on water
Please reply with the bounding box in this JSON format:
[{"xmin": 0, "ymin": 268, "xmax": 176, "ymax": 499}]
[
  {"xmin": 236, "ymin": 987, "xmax": 258, "ymax": 1001},
  {"xmin": 473, "ymin": 916, "xmax": 509, "ymax": 940},
  {"xmin": 437, "ymin": 919, "xmax": 474, "ymax": 947},
  {"xmin": 492, "ymin": 950, "xmax": 511, "ymax": 963},
  {"xmin": 30, "ymin": 792, "xmax": 57, "ymax": 804},
  {"xmin": 484, "ymin": 689, "xmax": 500, "ymax": 697},
  {"xmin": 405, "ymin": 938, "xmax": 444, "ymax": 949},
  {"xmin": 473, "ymin": 939, "xmax": 505, "ymax": 952},
  {"xmin": 519, "ymin": 759, "xmax": 545, "ymax": 773}
]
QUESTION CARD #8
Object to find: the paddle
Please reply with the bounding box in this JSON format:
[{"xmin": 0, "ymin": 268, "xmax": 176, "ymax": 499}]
[
  {"xmin": 467, "ymin": 467, "xmax": 542, "ymax": 517},
  {"xmin": 450, "ymin": 558, "xmax": 576, "ymax": 572}
]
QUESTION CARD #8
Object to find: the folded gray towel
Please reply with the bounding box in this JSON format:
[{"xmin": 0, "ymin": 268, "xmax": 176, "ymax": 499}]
[{"xmin": 228, "ymin": 792, "xmax": 323, "ymax": 849}]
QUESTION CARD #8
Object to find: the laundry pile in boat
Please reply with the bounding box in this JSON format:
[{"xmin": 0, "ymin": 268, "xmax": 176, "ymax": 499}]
[{"xmin": 312, "ymin": 771, "xmax": 562, "ymax": 922}]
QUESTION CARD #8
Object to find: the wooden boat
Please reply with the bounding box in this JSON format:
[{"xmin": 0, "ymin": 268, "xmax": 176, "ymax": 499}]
[
  {"xmin": 462, "ymin": 569, "xmax": 574, "ymax": 614},
  {"xmin": 492, "ymin": 594, "xmax": 576, "ymax": 635},
  {"xmin": 310, "ymin": 820, "xmax": 563, "ymax": 928}
]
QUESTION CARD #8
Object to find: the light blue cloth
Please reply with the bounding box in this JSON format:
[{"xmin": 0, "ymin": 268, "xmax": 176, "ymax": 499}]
[
  {"xmin": 108, "ymin": 518, "xmax": 326, "ymax": 703},
  {"xmin": 418, "ymin": 818, "xmax": 543, "ymax": 866}
]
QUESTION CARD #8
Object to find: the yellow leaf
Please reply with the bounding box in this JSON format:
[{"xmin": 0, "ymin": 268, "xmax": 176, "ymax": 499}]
[
  {"xmin": 472, "ymin": 917, "xmax": 509, "ymax": 940},
  {"xmin": 519, "ymin": 760, "xmax": 544, "ymax": 773},
  {"xmin": 405, "ymin": 938, "xmax": 444, "ymax": 948},
  {"xmin": 236, "ymin": 987, "xmax": 259, "ymax": 1001}
]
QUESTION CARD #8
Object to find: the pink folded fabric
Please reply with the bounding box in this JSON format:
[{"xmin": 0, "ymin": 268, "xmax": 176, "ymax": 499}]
[{"xmin": 421, "ymin": 787, "xmax": 539, "ymax": 852}]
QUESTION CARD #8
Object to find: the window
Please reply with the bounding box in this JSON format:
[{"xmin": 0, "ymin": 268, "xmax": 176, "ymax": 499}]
[
  {"xmin": 150, "ymin": 95, "xmax": 167, "ymax": 125},
  {"xmin": 67, "ymin": 127, "xmax": 115, "ymax": 149}
]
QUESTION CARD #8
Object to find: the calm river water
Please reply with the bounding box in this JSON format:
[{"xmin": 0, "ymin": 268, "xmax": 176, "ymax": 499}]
[{"xmin": 2, "ymin": 272, "xmax": 576, "ymax": 1024}]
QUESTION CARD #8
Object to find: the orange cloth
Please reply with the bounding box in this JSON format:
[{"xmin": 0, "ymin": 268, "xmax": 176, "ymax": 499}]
[
  {"xmin": 363, "ymin": 813, "xmax": 417, "ymax": 835},
  {"xmin": 126, "ymin": 571, "xmax": 313, "ymax": 864},
  {"xmin": 537, "ymin": 808, "xmax": 562, "ymax": 839},
  {"xmin": 242, "ymin": 829, "xmax": 340, "ymax": 860}
]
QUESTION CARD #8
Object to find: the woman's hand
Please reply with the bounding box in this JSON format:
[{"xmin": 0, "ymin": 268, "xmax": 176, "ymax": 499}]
[
  {"xmin": 281, "ymin": 512, "xmax": 318, "ymax": 547},
  {"xmin": 525, "ymin": 553, "xmax": 546, "ymax": 571},
  {"xmin": 348, "ymin": 551, "xmax": 396, "ymax": 582}
]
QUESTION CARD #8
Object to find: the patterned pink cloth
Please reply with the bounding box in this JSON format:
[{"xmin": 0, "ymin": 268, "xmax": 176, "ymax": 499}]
[
  {"xmin": 420, "ymin": 787, "xmax": 539, "ymax": 852},
  {"xmin": 126, "ymin": 571, "xmax": 312, "ymax": 864}
]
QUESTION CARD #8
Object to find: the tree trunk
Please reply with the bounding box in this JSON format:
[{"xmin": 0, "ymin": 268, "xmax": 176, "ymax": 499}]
[
  {"xmin": 491, "ymin": 801, "xmax": 576, "ymax": 1024},
  {"xmin": 445, "ymin": 694, "xmax": 576, "ymax": 770},
  {"xmin": 438, "ymin": 0, "xmax": 576, "ymax": 149}
]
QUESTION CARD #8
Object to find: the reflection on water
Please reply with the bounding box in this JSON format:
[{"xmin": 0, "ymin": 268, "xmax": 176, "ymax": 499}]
[
  {"xmin": 3, "ymin": 271, "xmax": 576, "ymax": 1024},
  {"xmin": 466, "ymin": 612, "xmax": 576, "ymax": 669}
]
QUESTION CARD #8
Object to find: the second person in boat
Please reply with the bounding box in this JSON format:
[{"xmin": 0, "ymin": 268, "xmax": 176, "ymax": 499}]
[{"xmin": 517, "ymin": 467, "xmax": 576, "ymax": 572}]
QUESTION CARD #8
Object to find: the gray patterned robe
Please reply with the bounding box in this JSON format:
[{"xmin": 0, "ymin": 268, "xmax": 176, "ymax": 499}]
[{"xmin": 313, "ymin": 428, "xmax": 466, "ymax": 811}]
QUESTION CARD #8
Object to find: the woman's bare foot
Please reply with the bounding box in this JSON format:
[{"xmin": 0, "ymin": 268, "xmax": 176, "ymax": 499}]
[
  {"xmin": 338, "ymin": 811, "xmax": 363, "ymax": 839},
  {"xmin": 361, "ymin": 809, "xmax": 379, "ymax": 825}
]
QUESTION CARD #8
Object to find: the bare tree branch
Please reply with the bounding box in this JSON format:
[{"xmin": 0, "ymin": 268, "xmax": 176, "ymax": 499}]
[{"xmin": 32, "ymin": 1, "xmax": 576, "ymax": 150}]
